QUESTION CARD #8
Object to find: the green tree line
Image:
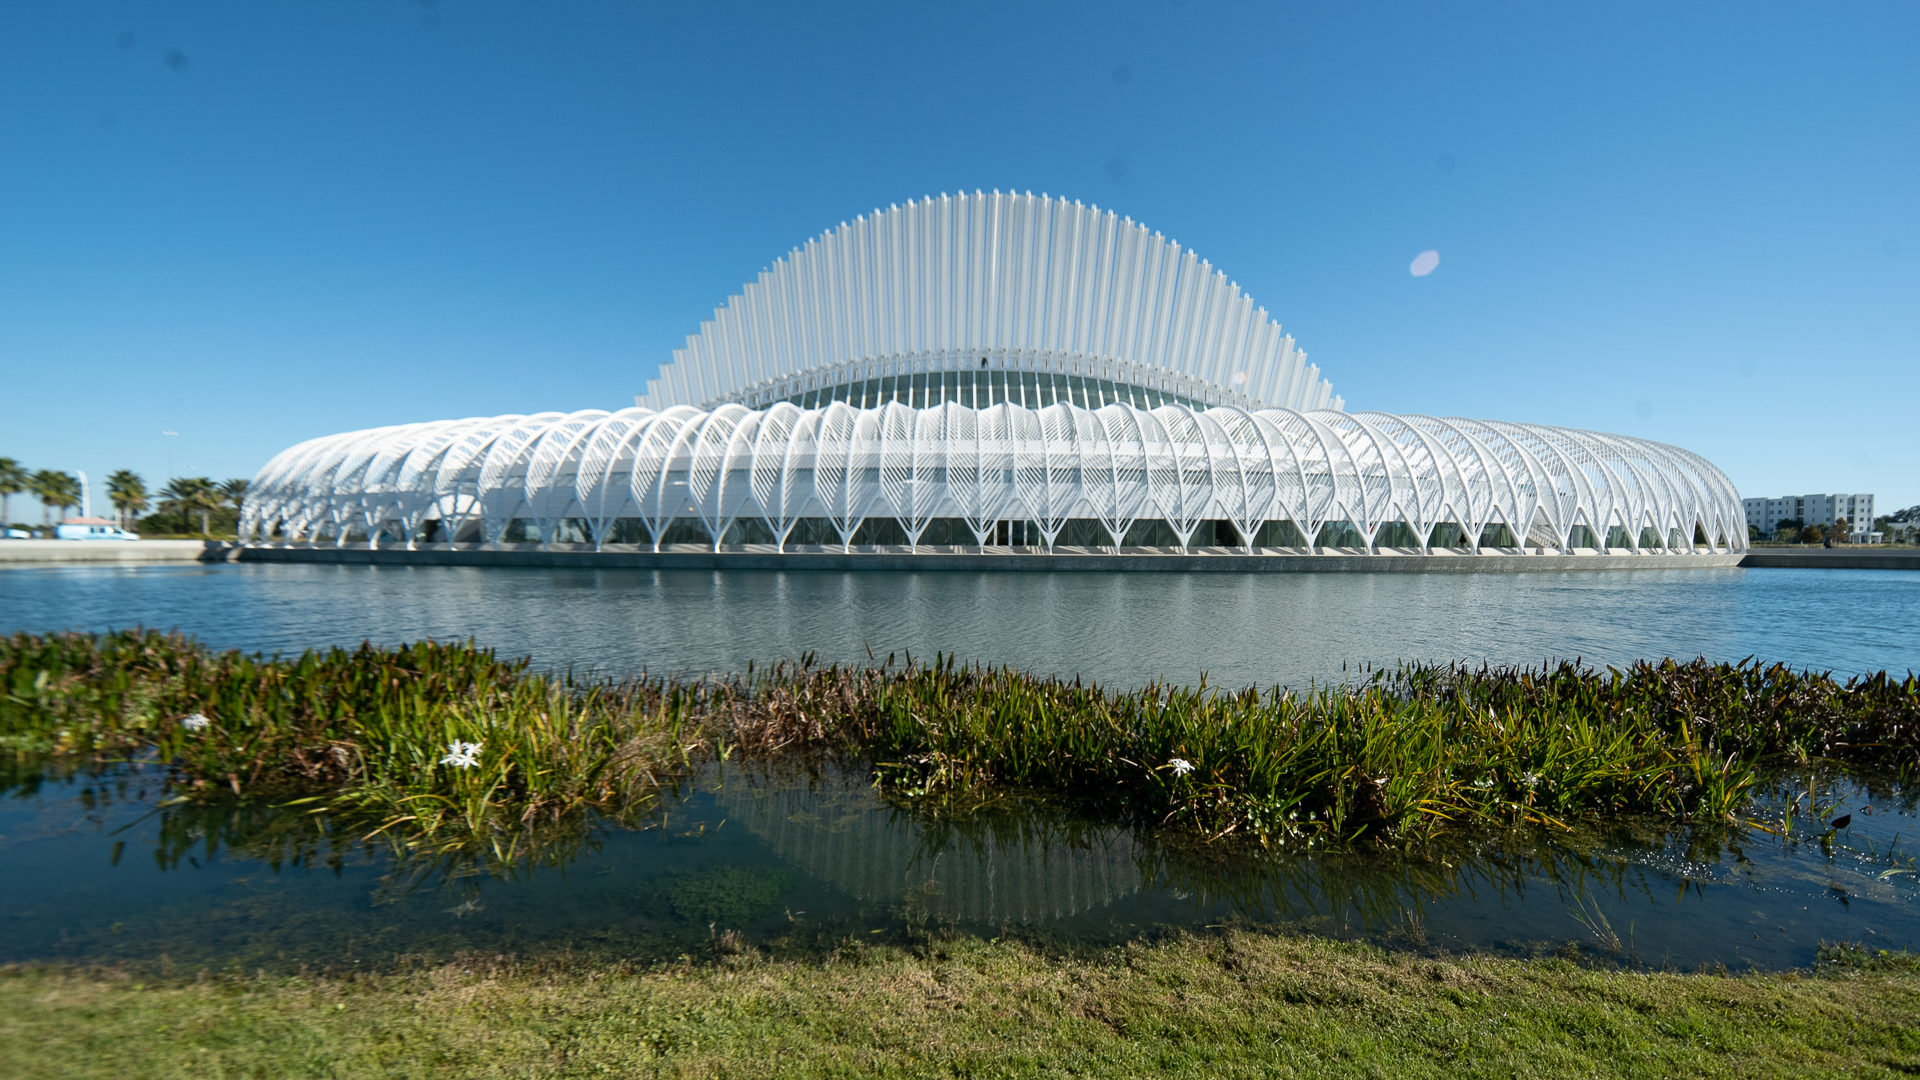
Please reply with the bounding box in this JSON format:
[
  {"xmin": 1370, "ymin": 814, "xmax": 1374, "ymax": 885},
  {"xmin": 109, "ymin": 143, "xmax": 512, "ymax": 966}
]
[
  {"xmin": 1750, "ymin": 517, "xmax": 1861, "ymax": 545},
  {"xmin": 0, "ymin": 458, "xmax": 248, "ymax": 537}
]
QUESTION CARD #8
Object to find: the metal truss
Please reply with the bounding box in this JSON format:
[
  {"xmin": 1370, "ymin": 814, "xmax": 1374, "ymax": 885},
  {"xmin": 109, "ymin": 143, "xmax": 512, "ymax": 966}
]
[
  {"xmin": 242, "ymin": 402, "xmax": 1749, "ymax": 557},
  {"xmin": 636, "ymin": 191, "xmax": 1341, "ymax": 415}
]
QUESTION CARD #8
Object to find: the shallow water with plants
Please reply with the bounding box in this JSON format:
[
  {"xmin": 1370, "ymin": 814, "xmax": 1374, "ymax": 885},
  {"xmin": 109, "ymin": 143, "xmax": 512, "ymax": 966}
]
[
  {"xmin": 5, "ymin": 756, "xmax": 1916, "ymax": 975},
  {"xmin": 4, "ymin": 631, "xmax": 1916, "ymax": 976}
]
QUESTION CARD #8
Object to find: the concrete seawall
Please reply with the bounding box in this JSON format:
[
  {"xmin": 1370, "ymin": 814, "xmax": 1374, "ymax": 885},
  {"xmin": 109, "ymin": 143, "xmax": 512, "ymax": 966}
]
[
  {"xmin": 4, "ymin": 540, "xmax": 1914, "ymax": 572},
  {"xmin": 0, "ymin": 540, "xmax": 242, "ymax": 564},
  {"xmin": 221, "ymin": 543, "xmax": 1748, "ymax": 573},
  {"xmin": 1737, "ymin": 549, "xmax": 1920, "ymax": 570}
]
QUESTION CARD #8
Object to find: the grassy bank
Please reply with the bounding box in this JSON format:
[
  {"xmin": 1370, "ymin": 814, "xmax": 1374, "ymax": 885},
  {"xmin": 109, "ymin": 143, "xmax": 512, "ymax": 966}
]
[
  {"xmin": 7, "ymin": 633, "xmax": 1919, "ymax": 1075},
  {"xmin": 4, "ymin": 932, "xmax": 1918, "ymax": 1078},
  {"xmin": 4, "ymin": 630, "xmax": 1917, "ymax": 853}
]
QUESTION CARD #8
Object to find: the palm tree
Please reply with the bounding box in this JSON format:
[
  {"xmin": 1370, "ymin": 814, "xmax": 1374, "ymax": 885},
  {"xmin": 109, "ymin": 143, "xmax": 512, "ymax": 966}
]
[
  {"xmin": 160, "ymin": 477, "xmax": 222, "ymax": 536},
  {"xmin": 160, "ymin": 477, "xmax": 205, "ymax": 534},
  {"xmin": 30, "ymin": 470, "xmax": 81, "ymax": 527},
  {"xmin": 106, "ymin": 470, "xmax": 149, "ymax": 530},
  {"xmin": 196, "ymin": 480, "xmax": 231, "ymax": 535},
  {"xmin": 53, "ymin": 472, "xmax": 82, "ymax": 521},
  {"xmin": 219, "ymin": 478, "xmax": 251, "ymax": 539},
  {"xmin": 0, "ymin": 458, "xmax": 25, "ymax": 528}
]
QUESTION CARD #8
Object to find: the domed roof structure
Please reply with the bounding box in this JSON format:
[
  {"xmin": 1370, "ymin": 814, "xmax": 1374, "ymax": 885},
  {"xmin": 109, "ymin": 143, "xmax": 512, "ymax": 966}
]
[
  {"xmin": 639, "ymin": 191, "xmax": 1339, "ymax": 415},
  {"xmin": 242, "ymin": 194, "xmax": 1748, "ymax": 559}
]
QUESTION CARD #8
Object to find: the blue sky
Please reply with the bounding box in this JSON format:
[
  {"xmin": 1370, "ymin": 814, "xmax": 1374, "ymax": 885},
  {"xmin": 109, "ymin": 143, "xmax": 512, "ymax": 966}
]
[{"xmin": 2, "ymin": 1, "xmax": 1914, "ymax": 518}]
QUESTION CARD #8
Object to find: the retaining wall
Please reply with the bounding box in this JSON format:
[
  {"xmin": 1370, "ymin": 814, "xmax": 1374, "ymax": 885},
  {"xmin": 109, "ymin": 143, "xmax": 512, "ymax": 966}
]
[
  {"xmin": 7, "ymin": 540, "xmax": 1914, "ymax": 572},
  {"xmin": 1736, "ymin": 549, "xmax": 1920, "ymax": 570},
  {"xmin": 0, "ymin": 540, "xmax": 240, "ymax": 564},
  {"xmin": 228, "ymin": 543, "xmax": 1744, "ymax": 573}
]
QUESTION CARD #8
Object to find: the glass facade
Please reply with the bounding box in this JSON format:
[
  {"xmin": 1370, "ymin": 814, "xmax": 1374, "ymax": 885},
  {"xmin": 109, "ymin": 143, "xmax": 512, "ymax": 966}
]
[{"xmin": 784, "ymin": 370, "xmax": 1202, "ymax": 412}]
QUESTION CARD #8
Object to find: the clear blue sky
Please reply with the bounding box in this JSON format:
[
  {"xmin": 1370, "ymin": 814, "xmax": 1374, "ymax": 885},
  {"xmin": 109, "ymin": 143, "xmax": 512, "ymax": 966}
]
[{"xmin": 2, "ymin": 2, "xmax": 1914, "ymax": 519}]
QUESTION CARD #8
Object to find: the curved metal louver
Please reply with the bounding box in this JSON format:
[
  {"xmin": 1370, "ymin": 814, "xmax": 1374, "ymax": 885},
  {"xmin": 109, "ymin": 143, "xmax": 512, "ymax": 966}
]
[{"xmin": 639, "ymin": 191, "xmax": 1340, "ymax": 415}]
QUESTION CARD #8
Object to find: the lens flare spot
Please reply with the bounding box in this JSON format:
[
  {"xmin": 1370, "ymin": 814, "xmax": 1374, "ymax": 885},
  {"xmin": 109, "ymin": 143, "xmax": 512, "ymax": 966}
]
[
  {"xmin": 1231, "ymin": 371, "xmax": 1247, "ymax": 386},
  {"xmin": 1409, "ymin": 250, "xmax": 1440, "ymax": 277}
]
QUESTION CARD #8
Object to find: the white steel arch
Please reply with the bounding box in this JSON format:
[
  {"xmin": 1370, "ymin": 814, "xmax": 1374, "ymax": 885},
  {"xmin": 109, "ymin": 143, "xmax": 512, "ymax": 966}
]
[{"xmin": 245, "ymin": 403, "xmax": 1748, "ymax": 557}]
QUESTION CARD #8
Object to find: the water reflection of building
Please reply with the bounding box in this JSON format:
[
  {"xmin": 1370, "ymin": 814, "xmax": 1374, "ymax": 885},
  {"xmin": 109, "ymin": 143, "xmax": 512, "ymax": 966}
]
[{"xmin": 713, "ymin": 776, "xmax": 1142, "ymax": 924}]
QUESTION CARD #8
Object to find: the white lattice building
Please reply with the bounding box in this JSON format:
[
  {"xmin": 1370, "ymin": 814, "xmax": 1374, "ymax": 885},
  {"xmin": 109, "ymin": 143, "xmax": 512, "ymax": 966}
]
[{"xmin": 242, "ymin": 192, "xmax": 1747, "ymax": 558}]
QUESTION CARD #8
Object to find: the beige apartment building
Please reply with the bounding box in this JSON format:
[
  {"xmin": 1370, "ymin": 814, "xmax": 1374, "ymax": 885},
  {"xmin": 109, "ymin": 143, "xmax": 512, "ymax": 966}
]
[{"xmin": 1742, "ymin": 493, "xmax": 1875, "ymax": 541}]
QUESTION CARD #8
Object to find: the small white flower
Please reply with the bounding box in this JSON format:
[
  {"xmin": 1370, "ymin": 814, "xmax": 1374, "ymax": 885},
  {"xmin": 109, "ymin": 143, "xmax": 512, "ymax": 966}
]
[
  {"xmin": 181, "ymin": 712, "xmax": 211, "ymax": 732},
  {"xmin": 1168, "ymin": 757, "xmax": 1195, "ymax": 777},
  {"xmin": 1522, "ymin": 772, "xmax": 1542, "ymax": 789},
  {"xmin": 439, "ymin": 740, "xmax": 483, "ymax": 769}
]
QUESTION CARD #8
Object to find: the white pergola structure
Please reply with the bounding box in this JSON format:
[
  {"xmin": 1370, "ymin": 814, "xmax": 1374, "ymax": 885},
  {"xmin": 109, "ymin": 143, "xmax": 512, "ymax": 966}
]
[
  {"xmin": 242, "ymin": 191, "xmax": 1748, "ymax": 557},
  {"xmin": 242, "ymin": 402, "xmax": 1748, "ymax": 556}
]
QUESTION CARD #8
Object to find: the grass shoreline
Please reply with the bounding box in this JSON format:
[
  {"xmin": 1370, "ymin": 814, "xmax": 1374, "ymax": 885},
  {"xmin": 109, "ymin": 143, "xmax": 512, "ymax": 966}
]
[{"xmin": 5, "ymin": 930, "xmax": 1918, "ymax": 1078}]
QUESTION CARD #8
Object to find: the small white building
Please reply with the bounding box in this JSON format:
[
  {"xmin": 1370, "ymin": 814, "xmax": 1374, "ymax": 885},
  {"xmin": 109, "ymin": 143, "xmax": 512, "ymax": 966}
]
[{"xmin": 1742, "ymin": 493, "xmax": 1874, "ymax": 541}]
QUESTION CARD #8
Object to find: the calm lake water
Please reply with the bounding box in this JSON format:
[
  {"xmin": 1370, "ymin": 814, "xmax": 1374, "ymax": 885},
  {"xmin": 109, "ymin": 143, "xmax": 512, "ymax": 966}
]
[
  {"xmin": 2, "ymin": 562, "xmax": 1917, "ymax": 972},
  {"xmin": 1, "ymin": 562, "xmax": 1917, "ymax": 687},
  {"xmin": 2, "ymin": 761, "xmax": 1913, "ymax": 973}
]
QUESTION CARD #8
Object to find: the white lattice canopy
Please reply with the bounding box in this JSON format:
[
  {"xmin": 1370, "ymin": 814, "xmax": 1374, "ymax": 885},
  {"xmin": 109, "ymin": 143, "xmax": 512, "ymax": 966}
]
[{"xmin": 242, "ymin": 402, "xmax": 1748, "ymax": 556}]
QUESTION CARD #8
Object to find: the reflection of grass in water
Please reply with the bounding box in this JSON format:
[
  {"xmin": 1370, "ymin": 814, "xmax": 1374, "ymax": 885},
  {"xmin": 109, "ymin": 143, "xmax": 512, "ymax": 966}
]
[
  {"xmin": 713, "ymin": 766, "xmax": 1149, "ymax": 924},
  {"xmin": 14, "ymin": 763, "xmax": 1903, "ymax": 976},
  {"xmin": 1569, "ymin": 893, "xmax": 1624, "ymax": 954},
  {"xmin": 12, "ymin": 842, "xmax": 796, "ymax": 975},
  {"xmin": 638, "ymin": 866, "xmax": 791, "ymax": 925},
  {"xmin": 715, "ymin": 763, "xmax": 1674, "ymax": 951}
]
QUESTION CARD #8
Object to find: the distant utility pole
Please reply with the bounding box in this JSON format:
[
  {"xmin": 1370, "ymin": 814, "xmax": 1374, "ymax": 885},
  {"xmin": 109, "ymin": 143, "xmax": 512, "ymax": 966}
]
[
  {"xmin": 76, "ymin": 470, "xmax": 89, "ymax": 518},
  {"xmin": 162, "ymin": 431, "xmax": 178, "ymax": 480}
]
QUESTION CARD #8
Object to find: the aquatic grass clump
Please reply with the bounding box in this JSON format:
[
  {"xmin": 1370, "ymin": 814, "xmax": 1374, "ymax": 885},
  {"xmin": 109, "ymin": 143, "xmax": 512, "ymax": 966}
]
[
  {"xmin": 1815, "ymin": 940, "xmax": 1920, "ymax": 974},
  {"xmin": 844, "ymin": 655, "xmax": 1919, "ymax": 842},
  {"xmin": 0, "ymin": 630, "xmax": 698, "ymax": 857},
  {"xmin": 4, "ymin": 630, "xmax": 1917, "ymax": 851},
  {"xmin": 1393, "ymin": 657, "xmax": 1920, "ymax": 774},
  {"xmin": 844, "ymin": 662, "xmax": 1734, "ymax": 842}
]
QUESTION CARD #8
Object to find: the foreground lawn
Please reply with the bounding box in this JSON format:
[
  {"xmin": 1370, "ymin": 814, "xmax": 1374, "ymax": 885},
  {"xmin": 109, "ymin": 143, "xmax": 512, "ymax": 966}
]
[{"xmin": 4, "ymin": 932, "xmax": 1917, "ymax": 1078}]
